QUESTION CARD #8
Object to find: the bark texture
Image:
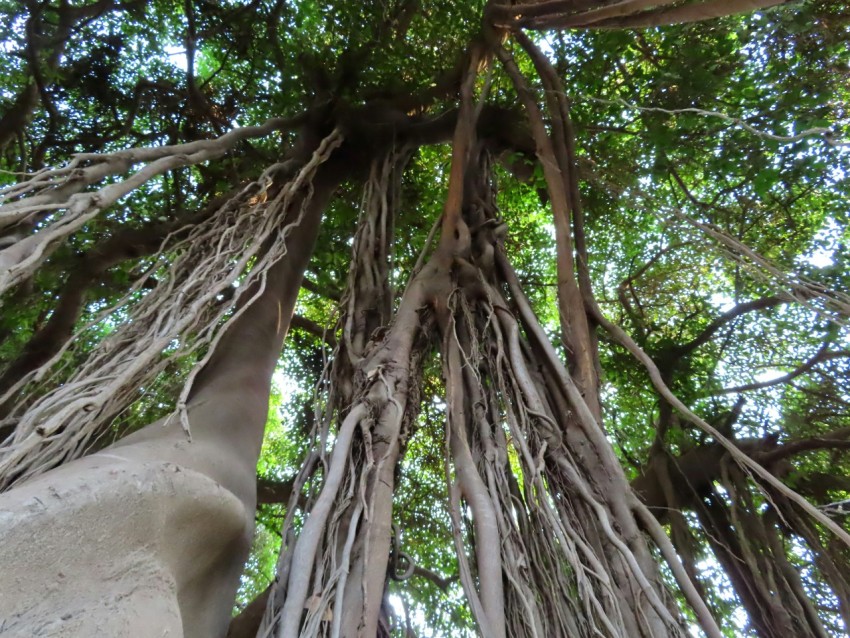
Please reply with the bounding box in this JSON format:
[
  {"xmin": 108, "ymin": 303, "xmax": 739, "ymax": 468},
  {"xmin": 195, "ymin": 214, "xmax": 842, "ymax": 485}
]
[{"xmin": 0, "ymin": 136, "xmax": 342, "ymax": 637}]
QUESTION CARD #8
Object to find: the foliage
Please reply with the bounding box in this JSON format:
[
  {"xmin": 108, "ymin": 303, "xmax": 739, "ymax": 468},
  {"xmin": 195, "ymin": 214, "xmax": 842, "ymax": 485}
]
[{"xmin": 1, "ymin": 0, "xmax": 849, "ymax": 636}]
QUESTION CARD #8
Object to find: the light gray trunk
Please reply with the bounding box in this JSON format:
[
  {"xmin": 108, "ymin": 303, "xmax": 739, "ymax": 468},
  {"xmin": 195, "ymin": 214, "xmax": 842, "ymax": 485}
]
[{"xmin": 0, "ymin": 164, "xmax": 341, "ymax": 637}]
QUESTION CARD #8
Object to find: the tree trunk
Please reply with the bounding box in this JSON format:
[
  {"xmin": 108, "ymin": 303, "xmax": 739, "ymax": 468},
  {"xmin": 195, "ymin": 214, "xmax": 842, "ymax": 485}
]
[
  {"xmin": 0, "ymin": 147, "xmax": 343, "ymax": 637},
  {"xmin": 263, "ymin": 139, "xmax": 694, "ymax": 637}
]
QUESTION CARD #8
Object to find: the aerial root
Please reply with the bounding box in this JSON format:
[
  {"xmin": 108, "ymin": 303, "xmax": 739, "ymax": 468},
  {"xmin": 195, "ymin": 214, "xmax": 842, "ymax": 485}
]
[
  {"xmin": 261, "ymin": 150, "xmax": 428, "ymax": 638},
  {"xmin": 0, "ymin": 130, "xmax": 343, "ymax": 489},
  {"xmin": 438, "ymin": 276, "xmax": 690, "ymax": 637},
  {"xmin": 0, "ymin": 115, "xmax": 305, "ymax": 294}
]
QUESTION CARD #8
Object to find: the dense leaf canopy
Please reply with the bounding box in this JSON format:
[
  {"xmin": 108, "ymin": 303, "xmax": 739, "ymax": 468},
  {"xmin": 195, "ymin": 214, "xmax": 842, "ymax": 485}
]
[{"xmin": 1, "ymin": 1, "xmax": 849, "ymax": 636}]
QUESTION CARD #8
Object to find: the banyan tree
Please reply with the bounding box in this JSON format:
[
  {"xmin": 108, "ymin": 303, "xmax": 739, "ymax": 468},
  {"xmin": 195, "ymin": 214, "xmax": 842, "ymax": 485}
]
[{"xmin": 0, "ymin": 0, "xmax": 848, "ymax": 636}]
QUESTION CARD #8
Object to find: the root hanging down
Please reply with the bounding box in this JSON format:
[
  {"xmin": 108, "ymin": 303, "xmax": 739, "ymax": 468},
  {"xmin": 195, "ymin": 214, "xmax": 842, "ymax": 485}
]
[
  {"xmin": 495, "ymin": 30, "xmax": 849, "ymax": 635},
  {"xmin": 0, "ymin": 129, "xmax": 342, "ymax": 489},
  {"xmin": 0, "ymin": 115, "xmax": 304, "ymax": 294},
  {"xmin": 667, "ymin": 206, "xmax": 850, "ymax": 325},
  {"xmin": 265, "ymin": 146, "xmax": 721, "ymax": 637},
  {"xmin": 260, "ymin": 150, "xmax": 432, "ymax": 638},
  {"xmin": 433, "ymin": 153, "xmax": 692, "ymax": 638}
]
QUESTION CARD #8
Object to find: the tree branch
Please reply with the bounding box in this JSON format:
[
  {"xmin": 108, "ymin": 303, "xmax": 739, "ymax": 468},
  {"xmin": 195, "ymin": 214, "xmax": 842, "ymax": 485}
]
[
  {"xmin": 412, "ymin": 565, "xmax": 458, "ymax": 591},
  {"xmin": 257, "ymin": 476, "xmax": 296, "ymax": 505},
  {"xmin": 759, "ymin": 428, "xmax": 850, "ymax": 464},
  {"xmin": 500, "ymin": 0, "xmax": 792, "ymax": 30},
  {"xmin": 300, "ymin": 277, "xmax": 341, "ymax": 301},
  {"xmin": 586, "ymin": 296, "xmax": 850, "ymax": 546},
  {"xmin": 715, "ymin": 347, "xmax": 849, "ymax": 395},
  {"xmin": 674, "ymin": 295, "xmax": 783, "ymax": 357},
  {"xmin": 289, "ymin": 315, "xmax": 337, "ymax": 346},
  {"xmin": 588, "ymin": 0, "xmax": 790, "ymax": 29}
]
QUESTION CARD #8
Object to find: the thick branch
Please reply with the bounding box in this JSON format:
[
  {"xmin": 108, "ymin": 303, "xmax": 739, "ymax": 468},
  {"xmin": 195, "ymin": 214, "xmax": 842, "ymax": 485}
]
[
  {"xmin": 633, "ymin": 437, "xmax": 772, "ymax": 512},
  {"xmin": 226, "ymin": 585, "xmax": 271, "ymax": 638},
  {"xmin": 499, "ymin": 0, "xmax": 790, "ymax": 30},
  {"xmin": 256, "ymin": 477, "xmax": 295, "ymax": 505},
  {"xmin": 589, "ymin": 0, "xmax": 789, "ymax": 29},
  {"xmin": 489, "ymin": 0, "xmax": 614, "ymax": 23},
  {"xmin": 289, "ymin": 314, "xmax": 337, "ymax": 346},
  {"xmin": 545, "ymin": 0, "xmax": 681, "ymax": 28},
  {"xmin": 675, "ymin": 296, "xmax": 783, "ymax": 357},
  {"xmin": 760, "ymin": 428, "xmax": 850, "ymax": 464},
  {"xmin": 631, "ymin": 428, "xmax": 850, "ymax": 521}
]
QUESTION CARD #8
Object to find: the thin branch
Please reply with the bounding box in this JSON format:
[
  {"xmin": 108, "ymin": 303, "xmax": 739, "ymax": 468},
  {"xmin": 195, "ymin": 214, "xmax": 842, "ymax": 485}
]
[
  {"xmin": 411, "ymin": 565, "xmax": 458, "ymax": 592},
  {"xmin": 300, "ymin": 278, "xmax": 341, "ymax": 301},
  {"xmin": 658, "ymin": 200, "xmax": 850, "ymax": 324},
  {"xmin": 586, "ymin": 298, "xmax": 850, "ymax": 547},
  {"xmin": 715, "ymin": 348, "xmax": 849, "ymax": 395},
  {"xmin": 577, "ymin": 93, "xmax": 843, "ymax": 146},
  {"xmin": 675, "ymin": 296, "xmax": 783, "ymax": 356},
  {"xmin": 290, "ymin": 315, "xmax": 337, "ymax": 346},
  {"xmin": 0, "ymin": 115, "xmax": 305, "ymax": 294}
]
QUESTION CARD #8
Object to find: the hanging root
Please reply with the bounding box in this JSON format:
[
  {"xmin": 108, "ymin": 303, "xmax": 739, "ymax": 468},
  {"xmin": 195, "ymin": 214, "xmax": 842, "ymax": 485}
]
[
  {"xmin": 422, "ymin": 147, "xmax": 694, "ymax": 638},
  {"xmin": 0, "ymin": 115, "xmax": 304, "ymax": 294},
  {"xmin": 585, "ymin": 287, "xmax": 850, "ymax": 549},
  {"xmin": 666, "ymin": 206, "xmax": 850, "ymax": 325},
  {"xmin": 266, "ymin": 144, "xmax": 709, "ymax": 638},
  {"xmin": 463, "ymin": 36, "xmax": 698, "ymax": 631},
  {"xmin": 437, "ymin": 265, "xmax": 688, "ymax": 637},
  {"xmin": 491, "ymin": 30, "xmax": 845, "ymax": 636},
  {"xmin": 260, "ymin": 150, "xmax": 430, "ymax": 638},
  {"xmin": 0, "ymin": 129, "xmax": 342, "ymax": 489}
]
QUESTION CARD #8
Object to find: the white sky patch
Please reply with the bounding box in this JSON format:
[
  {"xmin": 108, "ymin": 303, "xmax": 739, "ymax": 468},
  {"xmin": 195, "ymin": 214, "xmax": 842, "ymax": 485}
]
[
  {"xmin": 709, "ymin": 292, "xmax": 736, "ymax": 312},
  {"xmin": 272, "ymin": 367, "xmax": 299, "ymax": 398},
  {"xmin": 388, "ymin": 594, "xmax": 420, "ymax": 632},
  {"xmin": 800, "ymin": 216, "xmax": 840, "ymax": 269},
  {"xmin": 805, "ymin": 248, "xmax": 834, "ymax": 269},
  {"xmin": 164, "ymin": 44, "xmax": 189, "ymax": 72},
  {"xmin": 536, "ymin": 36, "xmax": 555, "ymax": 57},
  {"xmin": 754, "ymin": 367, "xmax": 785, "ymax": 384}
]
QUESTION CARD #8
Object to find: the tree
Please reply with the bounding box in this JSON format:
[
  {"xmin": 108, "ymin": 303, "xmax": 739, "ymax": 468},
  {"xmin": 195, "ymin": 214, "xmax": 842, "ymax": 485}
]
[{"xmin": 0, "ymin": 0, "xmax": 848, "ymax": 636}]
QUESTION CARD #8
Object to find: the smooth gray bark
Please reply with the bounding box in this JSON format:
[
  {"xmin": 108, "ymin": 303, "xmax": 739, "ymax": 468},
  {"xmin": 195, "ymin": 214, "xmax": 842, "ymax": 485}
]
[{"xmin": 0, "ymin": 165, "xmax": 339, "ymax": 637}]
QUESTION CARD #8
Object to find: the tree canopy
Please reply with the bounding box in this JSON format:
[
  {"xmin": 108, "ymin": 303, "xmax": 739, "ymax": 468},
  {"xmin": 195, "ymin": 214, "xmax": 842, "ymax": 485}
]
[{"xmin": 1, "ymin": 1, "xmax": 849, "ymax": 637}]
